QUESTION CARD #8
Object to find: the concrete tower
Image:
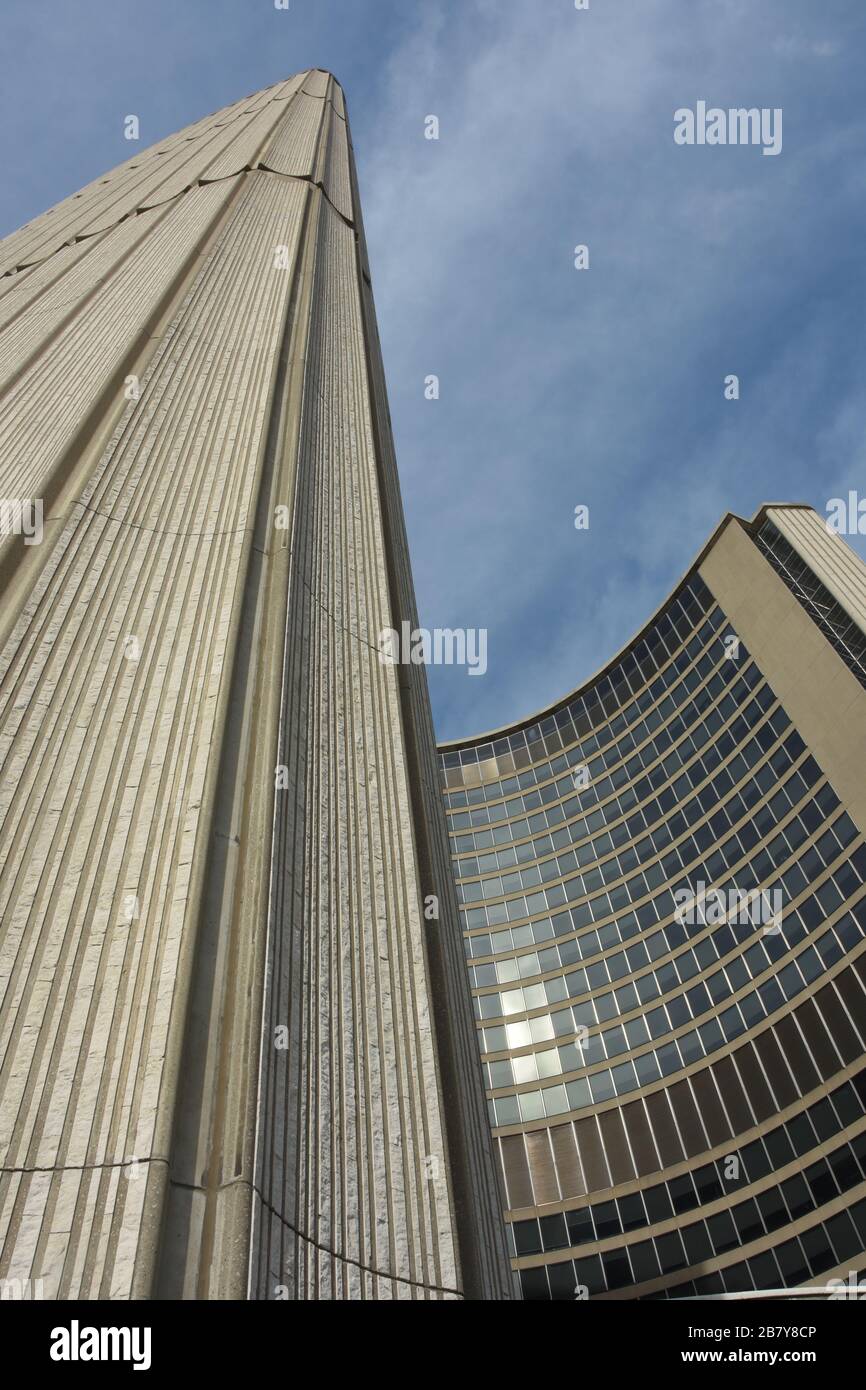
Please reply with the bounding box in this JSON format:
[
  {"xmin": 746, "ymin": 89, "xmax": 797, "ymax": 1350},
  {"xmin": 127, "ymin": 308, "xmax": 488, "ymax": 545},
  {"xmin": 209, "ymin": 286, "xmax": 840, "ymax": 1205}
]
[{"xmin": 0, "ymin": 72, "xmax": 512, "ymax": 1301}]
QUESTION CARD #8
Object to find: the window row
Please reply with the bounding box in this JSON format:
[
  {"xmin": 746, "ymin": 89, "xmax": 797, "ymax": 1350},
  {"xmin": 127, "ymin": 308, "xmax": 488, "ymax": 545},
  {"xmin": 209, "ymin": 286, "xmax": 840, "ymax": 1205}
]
[
  {"xmin": 519, "ymin": 1195, "xmax": 866, "ymax": 1299},
  {"xmin": 445, "ymin": 608, "xmax": 727, "ymax": 810},
  {"xmin": 448, "ymin": 632, "xmax": 752, "ymax": 839},
  {"xmin": 486, "ymin": 867, "xmax": 864, "ymax": 1084},
  {"xmin": 461, "ymin": 691, "xmax": 788, "ymax": 941},
  {"xmin": 496, "ymin": 962, "xmax": 866, "ymax": 1209},
  {"xmin": 440, "ymin": 577, "xmax": 714, "ymax": 773},
  {"xmin": 473, "ymin": 765, "xmax": 842, "ymax": 1020},
  {"xmin": 455, "ymin": 671, "xmax": 782, "ymax": 892},
  {"xmin": 467, "ymin": 731, "xmax": 815, "ymax": 984},
  {"xmin": 484, "ymin": 882, "xmax": 865, "ymax": 1068},
  {"xmin": 458, "ymin": 675, "xmax": 785, "ymax": 905},
  {"xmin": 511, "ymin": 1067, "xmax": 866, "ymax": 1255},
  {"xmin": 487, "ymin": 888, "xmax": 866, "ymax": 1125},
  {"xmin": 453, "ymin": 667, "xmax": 778, "ymax": 884}
]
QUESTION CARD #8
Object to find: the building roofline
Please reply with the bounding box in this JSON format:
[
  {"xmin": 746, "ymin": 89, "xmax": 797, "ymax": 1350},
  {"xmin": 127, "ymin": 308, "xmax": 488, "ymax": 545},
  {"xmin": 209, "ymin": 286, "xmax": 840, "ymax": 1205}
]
[{"xmin": 437, "ymin": 502, "xmax": 815, "ymax": 753}]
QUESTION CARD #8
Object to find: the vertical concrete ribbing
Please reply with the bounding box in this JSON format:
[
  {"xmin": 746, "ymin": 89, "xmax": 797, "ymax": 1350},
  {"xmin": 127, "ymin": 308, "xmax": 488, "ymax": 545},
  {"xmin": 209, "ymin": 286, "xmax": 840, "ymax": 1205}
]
[{"xmin": 0, "ymin": 73, "xmax": 512, "ymax": 1300}]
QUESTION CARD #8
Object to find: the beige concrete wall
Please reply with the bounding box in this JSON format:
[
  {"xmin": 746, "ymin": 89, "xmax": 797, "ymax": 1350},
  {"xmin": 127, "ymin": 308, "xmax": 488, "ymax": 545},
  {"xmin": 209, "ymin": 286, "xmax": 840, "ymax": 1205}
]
[
  {"xmin": 0, "ymin": 73, "xmax": 511, "ymax": 1301},
  {"xmin": 700, "ymin": 515, "xmax": 866, "ymax": 834}
]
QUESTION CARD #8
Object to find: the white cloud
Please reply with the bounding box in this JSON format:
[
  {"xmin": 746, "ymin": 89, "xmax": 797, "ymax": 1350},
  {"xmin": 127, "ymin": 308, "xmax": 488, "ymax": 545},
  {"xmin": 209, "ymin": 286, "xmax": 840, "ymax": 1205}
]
[{"xmin": 353, "ymin": 0, "xmax": 866, "ymax": 737}]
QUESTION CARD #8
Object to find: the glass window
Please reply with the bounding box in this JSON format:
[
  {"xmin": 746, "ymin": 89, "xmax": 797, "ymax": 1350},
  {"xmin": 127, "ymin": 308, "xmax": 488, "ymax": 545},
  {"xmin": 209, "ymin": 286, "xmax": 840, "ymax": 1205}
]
[
  {"xmin": 739, "ymin": 992, "xmax": 765, "ymax": 1029},
  {"xmin": 643, "ymin": 1184, "xmax": 673, "ymax": 1224},
  {"xmin": 693, "ymin": 1163, "xmax": 723, "ymax": 1204},
  {"xmin": 625, "ymin": 1017, "xmax": 650, "ymax": 1048},
  {"xmin": 756, "ymin": 1188, "xmax": 788, "ymax": 1234},
  {"xmin": 566, "ymin": 1078, "xmax": 592, "ymax": 1110},
  {"xmin": 656, "ymin": 1042, "xmax": 681, "ymax": 1076},
  {"xmin": 806, "ymin": 1098, "xmax": 837, "ymax": 1144},
  {"xmin": 707, "ymin": 1210, "xmax": 738, "ymax": 1255},
  {"xmin": 800, "ymin": 1224, "xmax": 835, "ymax": 1276},
  {"xmin": 520, "ymin": 1267, "xmax": 550, "ymax": 1300},
  {"xmin": 824, "ymin": 1210, "xmax": 861, "ymax": 1264},
  {"xmin": 518, "ymin": 1091, "xmax": 545, "ymax": 1122},
  {"xmin": 628, "ymin": 1239, "xmax": 660, "ymax": 1284},
  {"xmin": 731, "ymin": 1197, "xmax": 763, "ymax": 1244},
  {"xmin": 681, "ymin": 1221, "xmax": 712, "ymax": 1265},
  {"xmin": 655, "ymin": 1230, "xmax": 687, "ymax": 1274},
  {"xmin": 764, "ymin": 1127, "xmax": 795, "ymax": 1168},
  {"xmin": 805, "ymin": 1158, "xmax": 838, "ymax": 1207},
  {"xmin": 678, "ymin": 1030, "xmax": 704, "ymax": 1065},
  {"xmin": 548, "ymin": 1260, "xmax": 578, "ymax": 1301},
  {"xmin": 494, "ymin": 1095, "xmax": 520, "ymax": 1125},
  {"xmin": 489, "ymin": 1060, "xmax": 514, "ymax": 1088},
  {"xmin": 635, "ymin": 1051, "xmax": 662, "ymax": 1087},
  {"xmin": 589, "ymin": 1070, "xmax": 615, "ymax": 1104},
  {"xmin": 827, "ymin": 1145, "xmax": 860, "ymax": 1194},
  {"xmin": 565, "ymin": 1206, "xmax": 594, "ymax": 1245},
  {"xmin": 574, "ymin": 1255, "xmax": 605, "ymax": 1296},
  {"xmin": 617, "ymin": 1192, "xmax": 646, "ymax": 1232},
  {"xmin": 666, "ymin": 997, "xmax": 692, "ymax": 1030},
  {"xmin": 698, "ymin": 1017, "xmax": 724, "ymax": 1053},
  {"xmin": 831, "ymin": 1080, "xmax": 862, "ymax": 1129},
  {"xmin": 513, "ymin": 1220, "xmax": 542, "ymax": 1255},
  {"xmin": 601, "ymin": 1251, "xmax": 633, "ymax": 1291},
  {"xmin": 781, "ymin": 1173, "xmax": 814, "ymax": 1222},
  {"xmin": 669, "ymin": 1174, "xmax": 698, "ymax": 1215},
  {"xmin": 612, "ymin": 1061, "xmax": 638, "ymax": 1095},
  {"xmin": 539, "ymin": 1214, "xmax": 569, "ymax": 1251},
  {"xmin": 591, "ymin": 1201, "xmax": 620, "ymax": 1240}
]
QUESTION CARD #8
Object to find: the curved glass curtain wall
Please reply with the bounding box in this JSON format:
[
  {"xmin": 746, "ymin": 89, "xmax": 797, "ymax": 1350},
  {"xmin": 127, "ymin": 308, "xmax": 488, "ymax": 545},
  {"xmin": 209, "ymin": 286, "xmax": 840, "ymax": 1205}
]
[{"xmin": 438, "ymin": 572, "xmax": 866, "ymax": 1299}]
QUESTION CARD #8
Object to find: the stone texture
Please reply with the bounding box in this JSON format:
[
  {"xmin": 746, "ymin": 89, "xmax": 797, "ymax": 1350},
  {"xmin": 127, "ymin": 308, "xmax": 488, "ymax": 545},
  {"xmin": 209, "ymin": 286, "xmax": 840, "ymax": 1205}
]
[{"xmin": 0, "ymin": 71, "xmax": 512, "ymax": 1301}]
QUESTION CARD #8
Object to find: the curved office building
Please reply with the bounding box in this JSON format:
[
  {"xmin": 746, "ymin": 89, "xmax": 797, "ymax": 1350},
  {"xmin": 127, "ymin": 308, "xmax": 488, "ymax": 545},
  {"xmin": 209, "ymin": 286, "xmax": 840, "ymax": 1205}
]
[{"xmin": 439, "ymin": 504, "xmax": 866, "ymax": 1299}]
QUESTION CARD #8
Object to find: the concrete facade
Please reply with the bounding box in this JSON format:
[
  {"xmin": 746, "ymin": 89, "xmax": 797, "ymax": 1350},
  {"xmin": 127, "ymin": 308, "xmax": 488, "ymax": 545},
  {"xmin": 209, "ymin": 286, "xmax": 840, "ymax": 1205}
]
[{"xmin": 0, "ymin": 73, "xmax": 512, "ymax": 1301}]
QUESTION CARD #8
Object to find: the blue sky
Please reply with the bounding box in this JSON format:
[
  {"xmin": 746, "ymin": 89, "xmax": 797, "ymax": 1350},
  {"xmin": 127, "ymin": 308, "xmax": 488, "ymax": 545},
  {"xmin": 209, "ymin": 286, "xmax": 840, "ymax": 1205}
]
[{"xmin": 2, "ymin": 0, "xmax": 865, "ymax": 741}]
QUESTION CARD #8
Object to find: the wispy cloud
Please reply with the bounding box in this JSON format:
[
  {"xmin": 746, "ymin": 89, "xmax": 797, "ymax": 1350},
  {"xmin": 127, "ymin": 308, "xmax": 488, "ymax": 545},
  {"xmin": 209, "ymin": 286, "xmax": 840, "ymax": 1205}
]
[
  {"xmin": 355, "ymin": 0, "xmax": 866, "ymax": 738},
  {"xmin": 2, "ymin": 0, "xmax": 865, "ymax": 743}
]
